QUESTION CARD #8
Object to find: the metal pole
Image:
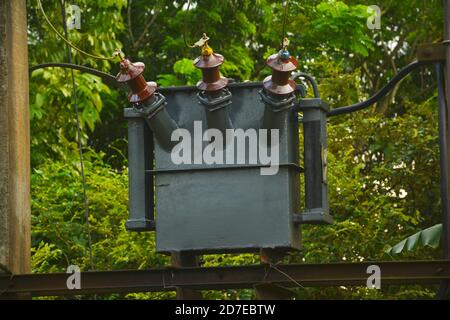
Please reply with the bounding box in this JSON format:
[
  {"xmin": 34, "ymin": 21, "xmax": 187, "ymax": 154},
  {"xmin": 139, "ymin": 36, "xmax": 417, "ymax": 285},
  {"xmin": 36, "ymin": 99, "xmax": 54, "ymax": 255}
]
[
  {"xmin": 436, "ymin": 63, "xmax": 449, "ymax": 299},
  {"xmin": 437, "ymin": 0, "xmax": 450, "ymax": 299},
  {"xmin": 443, "ymin": 0, "xmax": 450, "ymax": 263}
]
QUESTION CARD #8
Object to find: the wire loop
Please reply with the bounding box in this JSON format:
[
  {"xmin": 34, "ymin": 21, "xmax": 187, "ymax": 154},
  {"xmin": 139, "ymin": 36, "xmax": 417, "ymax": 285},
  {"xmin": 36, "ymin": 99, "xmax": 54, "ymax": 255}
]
[{"xmin": 37, "ymin": 0, "xmax": 121, "ymax": 61}]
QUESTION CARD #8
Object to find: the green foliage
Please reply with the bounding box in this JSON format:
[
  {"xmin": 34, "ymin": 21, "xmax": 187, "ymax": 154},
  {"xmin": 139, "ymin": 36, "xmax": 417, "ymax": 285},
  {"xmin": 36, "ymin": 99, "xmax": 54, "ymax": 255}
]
[
  {"xmin": 28, "ymin": 0, "xmax": 125, "ymax": 166},
  {"xmin": 31, "ymin": 153, "xmax": 173, "ymax": 299},
  {"xmin": 28, "ymin": 0, "xmax": 445, "ymax": 299},
  {"xmin": 158, "ymin": 58, "xmax": 202, "ymax": 86},
  {"xmin": 312, "ymin": 1, "xmax": 374, "ymax": 57},
  {"xmin": 385, "ymin": 224, "xmax": 443, "ymax": 255}
]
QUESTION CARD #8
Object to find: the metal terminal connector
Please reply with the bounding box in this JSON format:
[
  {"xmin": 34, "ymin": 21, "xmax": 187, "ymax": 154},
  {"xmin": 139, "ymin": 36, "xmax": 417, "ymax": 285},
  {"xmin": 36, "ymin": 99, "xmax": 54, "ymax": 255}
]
[
  {"xmin": 197, "ymin": 88, "xmax": 232, "ymax": 111},
  {"xmin": 259, "ymin": 89, "xmax": 296, "ymax": 112},
  {"xmin": 133, "ymin": 92, "xmax": 167, "ymax": 118}
]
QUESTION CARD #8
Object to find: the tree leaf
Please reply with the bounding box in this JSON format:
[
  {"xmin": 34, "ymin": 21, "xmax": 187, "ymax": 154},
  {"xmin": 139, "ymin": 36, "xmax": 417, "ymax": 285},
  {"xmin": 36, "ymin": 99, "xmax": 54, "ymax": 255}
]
[
  {"xmin": 385, "ymin": 224, "xmax": 442, "ymax": 255},
  {"xmin": 421, "ymin": 224, "xmax": 443, "ymax": 248},
  {"xmin": 390, "ymin": 238, "xmax": 407, "ymax": 254}
]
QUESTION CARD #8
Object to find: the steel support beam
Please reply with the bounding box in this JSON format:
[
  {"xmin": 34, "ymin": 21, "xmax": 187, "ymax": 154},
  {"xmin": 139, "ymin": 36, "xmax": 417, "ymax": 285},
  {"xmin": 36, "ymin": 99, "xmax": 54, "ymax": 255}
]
[
  {"xmin": 1, "ymin": 261, "xmax": 449, "ymax": 297},
  {"xmin": 171, "ymin": 252, "xmax": 202, "ymax": 300}
]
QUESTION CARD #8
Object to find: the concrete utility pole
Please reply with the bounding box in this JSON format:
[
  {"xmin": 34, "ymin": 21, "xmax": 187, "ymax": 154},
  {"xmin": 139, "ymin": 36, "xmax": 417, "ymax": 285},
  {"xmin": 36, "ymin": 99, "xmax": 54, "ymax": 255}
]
[{"xmin": 0, "ymin": 0, "xmax": 31, "ymax": 275}]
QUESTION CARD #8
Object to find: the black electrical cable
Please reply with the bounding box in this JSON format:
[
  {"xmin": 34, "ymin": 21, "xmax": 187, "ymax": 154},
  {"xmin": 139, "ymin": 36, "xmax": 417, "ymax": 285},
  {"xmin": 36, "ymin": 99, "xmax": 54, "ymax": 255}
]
[
  {"xmin": 58, "ymin": 0, "xmax": 95, "ymax": 272},
  {"xmin": 30, "ymin": 62, "xmax": 124, "ymax": 89},
  {"xmin": 327, "ymin": 60, "xmax": 431, "ymax": 117},
  {"xmin": 292, "ymin": 72, "xmax": 320, "ymax": 98}
]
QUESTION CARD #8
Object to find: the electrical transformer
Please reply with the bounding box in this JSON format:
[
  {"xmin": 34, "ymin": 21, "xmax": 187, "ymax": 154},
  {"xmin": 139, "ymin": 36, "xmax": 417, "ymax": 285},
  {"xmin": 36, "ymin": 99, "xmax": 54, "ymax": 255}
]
[{"xmin": 121, "ymin": 37, "xmax": 331, "ymax": 254}]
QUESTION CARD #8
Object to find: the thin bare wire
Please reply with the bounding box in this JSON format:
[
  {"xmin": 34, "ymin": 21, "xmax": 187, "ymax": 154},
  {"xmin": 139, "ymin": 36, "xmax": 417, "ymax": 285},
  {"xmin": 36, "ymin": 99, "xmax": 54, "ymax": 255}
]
[
  {"xmin": 58, "ymin": 0, "xmax": 95, "ymax": 273},
  {"xmin": 182, "ymin": 0, "xmax": 193, "ymax": 48},
  {"xmin": 281, "ymin": 0, "xmax": 291, "ymax": 49},
  {"xmin": 38, "ymin": 0, "xmax": 118, "ymax": 61}
]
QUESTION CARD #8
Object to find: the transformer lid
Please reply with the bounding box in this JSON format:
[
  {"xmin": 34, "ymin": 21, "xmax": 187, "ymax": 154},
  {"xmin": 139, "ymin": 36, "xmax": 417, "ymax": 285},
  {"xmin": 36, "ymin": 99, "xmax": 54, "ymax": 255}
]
[{"xmin": 116, "ymin": 59, "xmax": 145, "ymax": 82}]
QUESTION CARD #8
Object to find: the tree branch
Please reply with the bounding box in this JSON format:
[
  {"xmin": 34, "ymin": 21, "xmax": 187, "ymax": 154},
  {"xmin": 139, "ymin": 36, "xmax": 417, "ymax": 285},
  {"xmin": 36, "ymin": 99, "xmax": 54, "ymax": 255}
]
[
  {"xmin": 133, "ymin": 9, "xmax": 161, "ymax": 50},
  {"xmin": 127, "ymin": 0, "xmax": 135, "ymax": 44}
]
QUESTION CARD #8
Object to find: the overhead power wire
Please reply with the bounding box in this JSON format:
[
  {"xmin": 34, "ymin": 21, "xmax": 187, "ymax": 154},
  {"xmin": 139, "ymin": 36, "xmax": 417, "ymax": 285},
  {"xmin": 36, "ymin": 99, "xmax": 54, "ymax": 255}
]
[
  {"xmin": 281, "ymin": 0, "xmax": 290, "ymax": 48},
  {"xmin": 58, "ymin": 0, "xmax": 95, "ymax": 272},
  {"xmin": 182, "ymin": 0, "xmax": 193, "ymax": 48},
  {"xmin": 38, "ymin": 0, "xmax": 119, "ymax": 61}
]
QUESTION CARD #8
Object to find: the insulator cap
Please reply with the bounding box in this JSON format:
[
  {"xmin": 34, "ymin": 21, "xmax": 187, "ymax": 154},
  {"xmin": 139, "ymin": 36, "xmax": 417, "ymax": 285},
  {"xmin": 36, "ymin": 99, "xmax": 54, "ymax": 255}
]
[
  {"xmin": 194, "ymin": 52, "xmax": 228, "ymax": 92},
  {"xmin": 263, "ymin": 51, "xmax": 299, "ymax": 96},
  {"xmin": 116, "ymin": 58, "xmax": 156, "ymax": 104}
]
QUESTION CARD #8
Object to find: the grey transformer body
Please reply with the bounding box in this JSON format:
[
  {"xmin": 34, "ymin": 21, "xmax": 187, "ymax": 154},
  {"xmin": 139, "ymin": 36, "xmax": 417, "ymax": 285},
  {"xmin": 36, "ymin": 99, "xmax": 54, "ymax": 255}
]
[{"xmin": 124, "ymin": 81, "xmax": 331, "ymax": 254}]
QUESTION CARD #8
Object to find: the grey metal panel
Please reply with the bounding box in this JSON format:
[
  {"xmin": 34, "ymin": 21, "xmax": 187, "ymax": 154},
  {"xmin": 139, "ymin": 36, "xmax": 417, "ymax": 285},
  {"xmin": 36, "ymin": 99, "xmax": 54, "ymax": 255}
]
[
  {"xmin": 299, "ymin": 98, "xmax": 330, "ymax": 223},
  {"xmin": 155, "ymin": 84, "xmax": 297, "ymax": 169},
  {"xmin": 149, "ymin": 83, "xmax": 301, "ymax": 253},
  {"xmin": 156, "ymin": 168, "xmax": 295, "ymax": 252},
  {"xmin": 125, "ymin": 117, "xmax": 155, "ymax": 231}
]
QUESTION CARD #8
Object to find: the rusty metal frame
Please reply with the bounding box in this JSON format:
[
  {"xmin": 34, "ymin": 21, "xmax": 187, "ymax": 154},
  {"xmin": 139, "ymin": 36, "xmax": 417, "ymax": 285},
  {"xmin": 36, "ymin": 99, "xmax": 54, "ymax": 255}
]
[{"xmin": 1, "ymin": 260, "xmax": 450, "ymax": 297}]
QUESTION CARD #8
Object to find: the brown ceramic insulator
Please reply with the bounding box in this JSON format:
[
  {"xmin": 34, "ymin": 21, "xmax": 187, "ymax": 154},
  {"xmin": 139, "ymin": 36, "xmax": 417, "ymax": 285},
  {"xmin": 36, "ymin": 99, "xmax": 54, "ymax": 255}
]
[
  {"xmin": 116, "ymin": 58, "xmax": 156, "ymax": 104},
  {"xmin": 263, "ymin": 52, "xmax": 299, "ymax": 97},
  {"xmin": 194, "ymin": 52, "xmax": 228, "ymax": 92}
]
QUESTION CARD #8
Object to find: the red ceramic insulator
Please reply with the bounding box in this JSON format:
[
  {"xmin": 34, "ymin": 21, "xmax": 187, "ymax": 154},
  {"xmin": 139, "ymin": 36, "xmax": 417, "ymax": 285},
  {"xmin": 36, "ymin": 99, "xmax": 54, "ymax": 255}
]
[
  {"xmin": 263, "ymin": 52, "xmax": 299, "ymax": 97},
  {"xmin": 116, "ymin": 58, "xmax": 156, "ymax": 104},
  {"xmin": 194, "ymin": 52, "xmax": 228, "ymax": 92}
]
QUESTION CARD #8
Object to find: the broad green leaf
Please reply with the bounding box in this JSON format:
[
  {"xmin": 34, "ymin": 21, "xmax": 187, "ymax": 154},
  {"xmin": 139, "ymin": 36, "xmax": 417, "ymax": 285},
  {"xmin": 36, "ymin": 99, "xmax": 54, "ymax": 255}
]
[
  {"xmin": 405, "ymin": 231, "xmax": 421, "ymax": 251},
  {"xmin": 385, "ymin": 224, "xmax": 443, "ymax": 255},
  {"xmin": 421, "ymin": 224, "xmax": 443, "ymax": 248},
  {"xmin": 390, "ymin": 238, "xmax": 407, "ymax": 254}
]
